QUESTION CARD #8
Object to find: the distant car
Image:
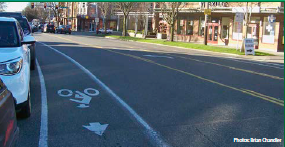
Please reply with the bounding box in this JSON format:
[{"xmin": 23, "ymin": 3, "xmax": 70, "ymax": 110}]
[
  {"xmin": 0, "ymin": 12, "xmax": 36, "ymax": 71},
  {"xmin": 0, "ymin": 17, "xmax": 35, "ymax": 118},
  {"xmin": 39, "ymin": 24, "xmax": 44, "ymax": 30},
  {"xmin": 41, "ymin": 24, "xmax": 47, "ymax": 33},
  {"xmin": 0, "ymin": 78, "xmax": 19, "ymax": 147},
  {"xmin": 32, "ymin": 25, "xmax": 38, "ymax": 33},
  {"xmin": 98, "ymin": 28, "xmax": 113, "ymax": 34},
  {"xmin": 56, "ymin": 25, "xmax": 72, "ymax": 34},
  {"xmin": 46, "ymin": 24, "xmax": 55, "ymax": 33}
]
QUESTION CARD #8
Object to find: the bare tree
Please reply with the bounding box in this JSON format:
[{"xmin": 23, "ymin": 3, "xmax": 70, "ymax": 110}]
[
  {"xmin": 159, "ymin": 2, "xmax": 185, "ymax": 42},
  {"xmin": 22, "ymin": 3, "xmax": 49, "ymax": 23},
  {"xmin": 0, "ymin": 2, "xmax": 6, "ymax": 12},
  {"xmin": 22, "ymin": 4, "xmax": 38, "ymax": 21},
  {"xmin": 136, "ymin": 2, "xmax": 152, "ymax": 38},
  {"xmin": 50, "ymin": 2, "xmax": 65, "ymax": 26},
  {"xmin": 115, "ymin": 2, "xmax": 138, "ymax": 37},
  {"xmin": 97, "ymin": 2, "xmax": 112, "ymax": 33}
]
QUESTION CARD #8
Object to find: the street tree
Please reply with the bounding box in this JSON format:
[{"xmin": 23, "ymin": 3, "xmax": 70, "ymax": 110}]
[
  {"xmin": 159, "ymin": 2, "xmax": 186, "ymax": 42},
  {"xmin": 22, "ymin": 3, "xmax": 49, "ymax": 23},
  {"xmin": 97, "ymin": 2, "xmax": 113, "ymax": 33},
  {"xmin": 136, "ymin": 2, "xmax": 152, "ymax": 38},
  {"xmin": 22, "ymin": 4, "xmax": 38, "ymax": 21},
  {"xmin": 115, "ymin": 2, "xmax": 138, "ymax": 37},
  {"xmin": 0, "ymin": 2, "xmax": 6, "ymax": 12}
]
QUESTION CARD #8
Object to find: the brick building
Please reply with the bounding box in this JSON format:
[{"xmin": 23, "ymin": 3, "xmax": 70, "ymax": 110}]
[{"xmin": 153, "ymin": 2, "xmax": 284, "ymax": 52}]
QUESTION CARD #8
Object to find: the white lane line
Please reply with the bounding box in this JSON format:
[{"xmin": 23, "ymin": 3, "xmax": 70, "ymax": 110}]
[
  {"xmin": 223, "ymin": 58, "xmax": 284, "ymax": 69},
  {"xmin": 36, "ymin": 59, "xmax": 48, "ymax": 147},
  {"xmin": 38, "ymin": 42, "xmax": 170, "ymax": 147}
]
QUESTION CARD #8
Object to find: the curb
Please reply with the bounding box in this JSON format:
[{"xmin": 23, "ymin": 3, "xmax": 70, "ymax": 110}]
[{"xmin": 104, "ymin": 36, "xmax": 284, "ymax": 64}]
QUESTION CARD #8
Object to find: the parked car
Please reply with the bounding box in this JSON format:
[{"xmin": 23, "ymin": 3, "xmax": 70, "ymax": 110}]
[
  {"xmin": 47, "ymin": 24, "xmax": 55, "ymax": 33},
  {"xmin": 56, "ymin": 25, "xmax": 72, "ymax": 34},
  {"xmin": 98, "ymin": 28, "xmax": 113, "ymax": 34},
  {"xmin": 41, "ymin": 24, "xmax": 47, "ymax": 33},
  {"xmin": 0, "ymin": 17, "xmax": 35, "ymax": 118},
  {"xmin": 39, "ymin": 24, "xmax": 44, "ymax": 30},
  {"xmin": 32, "ymin": 25, "xmax": 38, "ymax": 33},
  {"xmin": 0, "ymin": 12, "xmax": 36, "ymax": 70},
  {"xmin": 0, "ymin": 78, "xmax": 19, "ymax": 147}
]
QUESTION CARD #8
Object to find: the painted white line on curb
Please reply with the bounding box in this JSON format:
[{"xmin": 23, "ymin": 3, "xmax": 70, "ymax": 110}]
[
  {"xmin": 38, "ymin": 42, "xmax": 170, "ymax": 147},
  {"xmin": 36, "ymin": 59, "xmax": 48, "ymax": 147}
]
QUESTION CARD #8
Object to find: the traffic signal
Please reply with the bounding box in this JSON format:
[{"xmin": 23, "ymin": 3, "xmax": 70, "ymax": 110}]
[
  {"xmin": 31, "ymin": 2, "xmax": 34, "ymax": 9},
  {"xmin": 44, "ymin": 3, "xmax": 47, "ymax": 9},
  {"xmin": 55, "ymin": 5, "xmax": 58, "ymax": 9}
]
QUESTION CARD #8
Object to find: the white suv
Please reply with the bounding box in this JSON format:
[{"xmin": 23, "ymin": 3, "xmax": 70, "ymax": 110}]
[{"xmin": 0, "ymin": 17, "xmax": 35, "ymax": 118}]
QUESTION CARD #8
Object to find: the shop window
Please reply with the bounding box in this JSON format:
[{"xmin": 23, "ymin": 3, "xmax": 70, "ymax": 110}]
[
  {"xmin": 233, "ymin": 17, "xmax": 243, "ymax": 40},
  {"xmin": 186, "ymin": 20, "xmax": 193, "ymax": 35},
  {"xmin": 222, "ymin": 25, "xmax": 229, "ymax": 39},
  {"xmin": 262, "ymin": 17, "xmax": 275, "ymax": 44},
  {"xmin": 177, "ymin": 18, "xmax": 184, "ymax": 35}
]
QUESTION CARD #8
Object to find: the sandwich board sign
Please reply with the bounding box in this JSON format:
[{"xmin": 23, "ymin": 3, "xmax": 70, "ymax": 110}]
[{"xmin": 244, "ymin": 38, "xmax": 255, "ymax": 55}]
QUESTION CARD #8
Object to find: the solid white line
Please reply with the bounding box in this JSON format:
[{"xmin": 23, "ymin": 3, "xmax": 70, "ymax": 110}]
[
  {"xmin": 36, "ymin": 59, "xmax": 48, "ymax": 147},
  {"xmin": 223, "ymin": 58, "xmax": 284, "ymax": 69},
  {"xmin": 38, "ymin": 42, "xmax": 170, "ymax": 147}
]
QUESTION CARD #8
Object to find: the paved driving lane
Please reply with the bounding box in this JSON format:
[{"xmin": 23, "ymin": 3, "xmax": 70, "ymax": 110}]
[{"xmin": 17, "ymin": 32, "xmax": 284, "ymax": 147}]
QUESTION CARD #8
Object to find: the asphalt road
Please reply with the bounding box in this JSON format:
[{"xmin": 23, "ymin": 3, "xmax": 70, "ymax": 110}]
[{"xmin": 16, "ymin": 32, "xmax": 284, "ymax": 147}]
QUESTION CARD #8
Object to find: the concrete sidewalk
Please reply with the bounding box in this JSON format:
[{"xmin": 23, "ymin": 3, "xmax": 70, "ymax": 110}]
[{"xmin": 71, "ymin": 31, "xmax": 284, "ymax": 64}]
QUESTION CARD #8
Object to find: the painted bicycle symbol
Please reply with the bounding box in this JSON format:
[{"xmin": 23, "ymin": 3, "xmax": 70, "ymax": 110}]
[{"xmin": 57, "ymin": 88, "xmax": 99, "ymax": 108}]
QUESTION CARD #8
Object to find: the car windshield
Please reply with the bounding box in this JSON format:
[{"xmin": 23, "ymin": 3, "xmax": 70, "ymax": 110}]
[
  {"xmin": 0, "ymin": 22, "xmax": 19, "ymax": 47},
  {"xmin": 17, "ymin": 18, "xmax": 31, "ymax": 35}
]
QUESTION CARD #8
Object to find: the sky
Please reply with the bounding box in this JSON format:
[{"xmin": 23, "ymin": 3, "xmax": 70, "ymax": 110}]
[{"xmin": 5, "ymin": 2, "xmax": 29, "ymax": 12}]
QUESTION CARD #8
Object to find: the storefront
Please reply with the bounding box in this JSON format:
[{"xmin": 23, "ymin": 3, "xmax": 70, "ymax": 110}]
[{"xmin": 154, "ymin": 3, "xmax": 284, "ymax": 52}]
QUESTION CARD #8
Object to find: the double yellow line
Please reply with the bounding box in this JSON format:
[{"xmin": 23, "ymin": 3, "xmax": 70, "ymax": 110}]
[
  {"xmin": 48, "ymin": 34, "xmax": 284, "ymax": 107},
  {"xmin": 166, "ymin": 54, "xmax": 284, "ymax": 80},
  {"xmin": 107, "ymin": 49, "xmax": 284, "ymax": 107}
]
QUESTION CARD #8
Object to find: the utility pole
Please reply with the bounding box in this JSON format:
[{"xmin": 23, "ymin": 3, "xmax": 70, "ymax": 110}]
[{"xmin": 203, "ymin": 2, "xmax": 209, "ymax": 45}]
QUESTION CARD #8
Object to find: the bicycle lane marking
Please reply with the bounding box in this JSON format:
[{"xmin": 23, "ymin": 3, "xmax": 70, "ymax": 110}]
[{"xmin": 37, "ymin": 42, "xmax": 171, "ymax": 147}]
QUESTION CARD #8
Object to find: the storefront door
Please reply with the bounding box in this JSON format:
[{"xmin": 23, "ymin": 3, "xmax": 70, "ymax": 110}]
[
  {"xmin": 207, "ymin": 23, "xmax": 219, "ymax": 44},
  {"xmin": 247, "ymin": 24, "xmax": 259, "ymax": 49}
]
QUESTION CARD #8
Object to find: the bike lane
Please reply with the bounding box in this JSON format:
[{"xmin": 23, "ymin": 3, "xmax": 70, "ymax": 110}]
[{"xmin": 35, "ymin": 42, "xmax": 154, "ymax": 147}]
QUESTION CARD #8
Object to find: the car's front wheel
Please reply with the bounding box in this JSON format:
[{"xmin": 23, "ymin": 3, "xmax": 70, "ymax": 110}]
[{"xmin": 17, "ymin": 90, "xmax": 31, "ymax": 118}]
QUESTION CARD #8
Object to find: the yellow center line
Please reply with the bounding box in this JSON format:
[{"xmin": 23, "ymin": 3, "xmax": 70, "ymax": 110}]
[
  {"xmin": 166, "ymin": 54, "xmax": 283, "ymax": 80},
  {"xmin": 107, "ymin": 49, "xmax": 284, "ymax": 107},
  {"xmin": 46, "ymin": 33, "xmax": 284, "ymax": 107}
]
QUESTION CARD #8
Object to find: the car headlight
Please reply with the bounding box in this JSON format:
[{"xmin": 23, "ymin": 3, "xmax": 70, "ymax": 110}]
[{"xmin": 0, "ymin": 57, "xmax": 23, "ymax": 75}]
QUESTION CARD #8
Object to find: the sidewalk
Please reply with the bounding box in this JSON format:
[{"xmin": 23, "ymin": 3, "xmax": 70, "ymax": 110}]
[
  {"xmin": 70, "ymin": 31, "xmax": 284, "ymax": 64},
  {"xmin": 210, "ymin": 44, "xmax": 284, "ymax": 64}
]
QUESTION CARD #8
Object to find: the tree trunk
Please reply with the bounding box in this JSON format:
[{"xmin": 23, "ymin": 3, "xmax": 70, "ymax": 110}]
[
  {"xmin": 170, "ymin": 23, "xmax": 174, "ymax": 42},
  {"xmin": 103, "ymin": 17, "xmax": 107, "ymax": 34},
  {"xmin": 122, "ymin": 15, "xmax": 127, "ymax": 37}
]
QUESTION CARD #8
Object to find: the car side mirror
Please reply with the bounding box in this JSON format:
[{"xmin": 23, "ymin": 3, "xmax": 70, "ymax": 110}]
[{"xmin": 22, "ymin": 35, "xmax": 36, "ymax": 45}]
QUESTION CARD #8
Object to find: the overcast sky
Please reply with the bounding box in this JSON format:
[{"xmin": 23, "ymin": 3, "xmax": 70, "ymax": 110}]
[{"xmin": 5, "ymin": 2, "xmax": 28, "ymax": 12}]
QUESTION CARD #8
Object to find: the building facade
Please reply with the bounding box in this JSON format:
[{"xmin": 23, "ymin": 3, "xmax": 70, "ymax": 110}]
[{"xmin": 153, "ymin": 2, "xmax": 284, "ymax": 52}]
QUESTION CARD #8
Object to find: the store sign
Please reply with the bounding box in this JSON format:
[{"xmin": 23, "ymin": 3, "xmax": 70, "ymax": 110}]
[
  {"xmin": 204, "ymin": 9, "xmax": 211, "ymax": 15},
  {"xmin": 235, "ymin": 22, "xmax": 242, "ymax": 33},
  {"xmin": 180, "ymin": 20, "xmax": 184, "ymax": 26},
  {"xmin": 95, "ymin": 18, "xmax": 99, "ymax": 23},
  {"xmin": 235, "ymin": 13, "xmax": 244, "ymax": 23},
  {"xmin": 268, "ymin": 15, "xmax": 276, "ymax": 23},
  {"xmin": 244, "ymin": 38, "xmax": 255, "ymax": 55}
]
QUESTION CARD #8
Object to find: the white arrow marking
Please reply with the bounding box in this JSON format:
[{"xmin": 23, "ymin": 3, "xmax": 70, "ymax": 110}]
[
  {"xmin": 83, "ymin": 122, "xmax": 108, "ymax": 136},
  {"xmin": 143, "ymin": 55, "xmax": 174, "ymax": 59}
]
